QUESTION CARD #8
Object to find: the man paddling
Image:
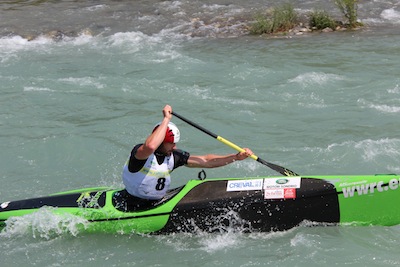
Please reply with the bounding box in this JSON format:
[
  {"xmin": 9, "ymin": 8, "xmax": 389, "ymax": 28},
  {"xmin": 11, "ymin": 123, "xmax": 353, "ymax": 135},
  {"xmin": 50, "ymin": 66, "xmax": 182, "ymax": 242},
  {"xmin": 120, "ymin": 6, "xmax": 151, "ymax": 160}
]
[{"xmin": 122, "ymin": 104, "xmax": 253, "ymax": 203}]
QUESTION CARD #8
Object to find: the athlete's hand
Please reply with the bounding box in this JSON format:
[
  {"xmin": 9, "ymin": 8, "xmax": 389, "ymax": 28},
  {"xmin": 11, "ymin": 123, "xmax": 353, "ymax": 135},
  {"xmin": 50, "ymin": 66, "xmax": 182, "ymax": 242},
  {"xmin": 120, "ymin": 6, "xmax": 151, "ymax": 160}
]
[
  {"xmin": 235, "ymin": 148, "xmax": 253, "ymax": 160},
  {"xmin": 163, "ymin": 105, "xmax": 172, "ymax": 120}
]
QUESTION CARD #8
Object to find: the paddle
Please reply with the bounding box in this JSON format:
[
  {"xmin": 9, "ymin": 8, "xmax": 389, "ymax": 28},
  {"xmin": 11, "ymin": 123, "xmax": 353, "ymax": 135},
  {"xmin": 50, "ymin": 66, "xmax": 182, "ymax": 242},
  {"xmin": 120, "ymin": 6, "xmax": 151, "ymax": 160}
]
[{"xmin": 172, "ymin": 111, "xmax": 299, "ymax": 177}]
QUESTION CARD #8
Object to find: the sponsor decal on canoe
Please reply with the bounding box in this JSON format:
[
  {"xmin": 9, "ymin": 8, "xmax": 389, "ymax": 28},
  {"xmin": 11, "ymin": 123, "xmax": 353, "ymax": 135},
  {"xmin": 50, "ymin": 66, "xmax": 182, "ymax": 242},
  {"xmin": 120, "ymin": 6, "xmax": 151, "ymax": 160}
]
[
  {"xmin": 226, "ymin": 178, "xmax": 301, "ymax": 199},
  {"xmin": 284, "ymin": 188, "xmax": 296, "ymax": 199},
  {"xmin": 264, "ymin": 188, "xmax": 296, "ymax": 199},
  {"xmin": 226, "ymin": 179, "xmax": 263, "ymax": 191},
  {"xmin": 263, "ymin": 177, "xmax": 301, "ymax": 189},
  {"xmin": 263, "ymin": 177, "xmax": 301, "ymax": 200},
  {"xmin": 341, "ymin": 178, "xmax": 400, "ymax": 198}
]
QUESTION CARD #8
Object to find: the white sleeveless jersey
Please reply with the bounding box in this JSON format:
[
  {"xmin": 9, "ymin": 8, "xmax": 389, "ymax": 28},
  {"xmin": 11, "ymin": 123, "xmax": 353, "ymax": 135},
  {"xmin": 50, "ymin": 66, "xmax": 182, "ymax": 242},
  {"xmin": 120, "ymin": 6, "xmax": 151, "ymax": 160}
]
[{"xmin": 123, "ymin": 153, "xmax": 174, "ymax": 200}]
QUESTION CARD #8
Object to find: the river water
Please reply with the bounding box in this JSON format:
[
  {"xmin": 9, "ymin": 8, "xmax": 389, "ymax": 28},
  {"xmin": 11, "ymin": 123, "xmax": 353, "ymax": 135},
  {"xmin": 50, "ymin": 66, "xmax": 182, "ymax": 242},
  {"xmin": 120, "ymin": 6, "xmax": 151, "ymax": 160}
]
[{"xmin": 1, "ymin": 0, "xmax": 400, "ymax": 266}]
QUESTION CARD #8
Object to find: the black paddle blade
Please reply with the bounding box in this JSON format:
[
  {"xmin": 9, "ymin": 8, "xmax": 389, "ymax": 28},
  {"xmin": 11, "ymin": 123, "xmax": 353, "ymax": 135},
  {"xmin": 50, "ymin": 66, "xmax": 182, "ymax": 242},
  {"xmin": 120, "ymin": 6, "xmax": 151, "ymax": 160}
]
[{"xmin": 257, "ymin": 158, "xmax": 299, "ymax": 177}]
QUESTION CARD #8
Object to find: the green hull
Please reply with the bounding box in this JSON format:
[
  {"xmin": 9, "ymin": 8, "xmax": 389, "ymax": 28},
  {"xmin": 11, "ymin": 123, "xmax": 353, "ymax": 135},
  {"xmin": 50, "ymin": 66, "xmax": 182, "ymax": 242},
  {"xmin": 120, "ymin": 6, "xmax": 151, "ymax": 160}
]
[
  {"xmin": 335, "ymin": 174, "xmax": 400, "ymax": 226},
  {"xmin": 1, "ymin": 174, "xmax": 400, "ymax": 234}
]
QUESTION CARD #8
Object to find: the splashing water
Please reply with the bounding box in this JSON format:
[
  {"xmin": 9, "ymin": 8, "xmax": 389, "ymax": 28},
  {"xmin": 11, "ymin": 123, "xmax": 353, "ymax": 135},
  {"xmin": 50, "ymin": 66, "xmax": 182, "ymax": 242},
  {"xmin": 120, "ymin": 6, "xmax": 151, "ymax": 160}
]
[{"xmin": 1, "ymin": 207, "xmax": 89, "ymax": 240}]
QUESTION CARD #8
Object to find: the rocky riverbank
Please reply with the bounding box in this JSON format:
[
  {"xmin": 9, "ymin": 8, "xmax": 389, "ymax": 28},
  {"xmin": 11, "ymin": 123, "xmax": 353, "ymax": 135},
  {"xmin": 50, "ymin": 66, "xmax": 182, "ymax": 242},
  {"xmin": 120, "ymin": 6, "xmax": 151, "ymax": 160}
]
[{"xmin": 0, "ymin": 1, "xmax": 394, "ymax": 41}]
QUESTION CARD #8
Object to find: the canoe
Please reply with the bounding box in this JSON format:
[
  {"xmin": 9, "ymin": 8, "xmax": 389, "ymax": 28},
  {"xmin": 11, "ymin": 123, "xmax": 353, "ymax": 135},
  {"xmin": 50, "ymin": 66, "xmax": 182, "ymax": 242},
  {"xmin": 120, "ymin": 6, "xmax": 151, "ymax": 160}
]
[{"xmin": 1, "ymin": 174, "xmax": 400, "ymax": 235}]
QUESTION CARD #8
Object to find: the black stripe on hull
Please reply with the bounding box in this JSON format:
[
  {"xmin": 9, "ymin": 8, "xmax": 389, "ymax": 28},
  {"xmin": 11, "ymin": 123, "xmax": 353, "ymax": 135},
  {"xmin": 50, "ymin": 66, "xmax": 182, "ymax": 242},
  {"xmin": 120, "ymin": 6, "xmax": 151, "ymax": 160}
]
[{"xmin": 0, "ymin": 191, "xmax": 106, "ymax": 212}]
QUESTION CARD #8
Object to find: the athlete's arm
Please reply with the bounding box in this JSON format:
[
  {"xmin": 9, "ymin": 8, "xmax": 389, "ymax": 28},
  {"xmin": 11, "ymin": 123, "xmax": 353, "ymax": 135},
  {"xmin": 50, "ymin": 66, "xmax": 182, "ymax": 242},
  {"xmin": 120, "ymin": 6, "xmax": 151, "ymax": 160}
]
[
  {"xmin": 135, "ymin": 105, "xmax": 172, "ymax": 160},
  {"xmin": 186, "ymin": 148, "xmax": 253, "ymax": 168}
]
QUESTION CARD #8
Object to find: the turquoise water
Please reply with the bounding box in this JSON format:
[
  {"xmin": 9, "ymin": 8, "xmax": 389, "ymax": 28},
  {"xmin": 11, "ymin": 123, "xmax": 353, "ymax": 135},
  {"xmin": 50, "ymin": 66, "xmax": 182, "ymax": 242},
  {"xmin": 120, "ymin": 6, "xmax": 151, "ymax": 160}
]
[{"xmin": 1, "ymin": 1, "xmax": 400, "ymax": 266}]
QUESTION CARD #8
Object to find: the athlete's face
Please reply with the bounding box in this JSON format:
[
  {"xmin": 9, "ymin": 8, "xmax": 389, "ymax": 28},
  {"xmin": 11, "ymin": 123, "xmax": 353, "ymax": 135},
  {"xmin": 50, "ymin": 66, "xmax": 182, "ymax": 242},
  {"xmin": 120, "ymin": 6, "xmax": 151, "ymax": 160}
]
[{"xmin": 161, "ymin": 142, "xmax": 176, "ymax": 156}]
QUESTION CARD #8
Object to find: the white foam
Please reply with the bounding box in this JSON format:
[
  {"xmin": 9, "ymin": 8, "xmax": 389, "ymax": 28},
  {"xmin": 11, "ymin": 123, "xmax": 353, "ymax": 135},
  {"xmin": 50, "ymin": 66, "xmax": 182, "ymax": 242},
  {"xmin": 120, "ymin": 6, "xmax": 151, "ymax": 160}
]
[
  {"xmin": 84, "ymin": 4, "xmax": 109, "ymax": 12},
  {"xmin": 156, "ymin": 231, "xmax": 243, "ymax": 253},
  {"xmin": 354, "ymin": 138, "xmax": 400, "ymax": 162},
  {"xmin": 0, "ymin": 36, "xmax": 44, "ymax": 63},
  {"xmin": 369, "ymin": 104, "xmax": 400, "ymax": 113},
  {"xmin": 289, "ymin": 72, "xmax": 344, "ymax": 87},
  {"xmin": 152, "ymin": 50, "xmax": 182, "ymax": 62},
  {"xmin": 197, "ymin": 231, "xmax": 241, "ymax": 253},
  {"xmin": 0, "ymin": 35, "xmax": 29, "ymax": 48},
  {"xmin": 108, "ymin": 31, "xmax": 157, "ymax": 46},
  {"xmin": 0, "ymin": 32, "xmax": 95, "ymax": 64},
  {"xmin": 202, "ymin": 4, "xmax": 229, "ymax": 11},
  {"xmin": 362, "ymin": 18, "xmax": 385, "ymax": 25},
  {"xmin": 0, "ymin": 33, "xmax": 91, "ymax": 49},
  {"xmin": 290, "ymin": 232, "xmax": 318, "ymax": 247},
  {"xmin": 103, "ymin": 28, "xmax": 189, "ymax": 56},
  {"xmin": 381, "ymin": 8, "xmax": 400, "ymax": 23},
  {"xmin": 23, "ymin": 86, "xmax": 55, "ymax": 92},
  {"xmin": 63, "ymin": 32, "xmax": 95, "ymax": 46},
  {"xmin": 155, "ymin": 210, "xmax": 253, "ymax": 253},
  {"xmin": 359, "ymin": 99, "xmax": 400, "ymax": 113},
  {"xmin": 0, "ymin": 35, "xmax": 53, "ymax": 50},
  {"xmin": 160, "ymin": 0, "xmax": 182, "ymax": 11},
  {"xmin": 297, "ymin": 92, "xmax": 327, "ymax": 108},
  {"xmin": 0, "ymin": 207, "xmax": 88, "ymax": 239},
  {"xmin": 306, "ymin": 138, "xmax": 400, "ymax": 164},
  {"xmin": 58, "ymin": 77, "xmax": 105, "ymax": 89},
  {"xmin": 138, "ymin": 14, "xmax": 159, "ymax": 23},
  {"xmin": 388, "ymin": 84, "xmax": 400, "ymax": 94},
  {"xmin": 284, "ymin": 73, "xmax": 331, "ymax": 108}
]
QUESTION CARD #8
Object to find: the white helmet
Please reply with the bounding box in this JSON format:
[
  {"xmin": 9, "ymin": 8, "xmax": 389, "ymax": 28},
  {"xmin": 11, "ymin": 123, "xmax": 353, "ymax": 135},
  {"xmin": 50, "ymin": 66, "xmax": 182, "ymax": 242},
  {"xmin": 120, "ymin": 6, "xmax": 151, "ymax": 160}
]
[{"xmin": 153, "ymin": 122, "xmax": 180, "ymax": 143}]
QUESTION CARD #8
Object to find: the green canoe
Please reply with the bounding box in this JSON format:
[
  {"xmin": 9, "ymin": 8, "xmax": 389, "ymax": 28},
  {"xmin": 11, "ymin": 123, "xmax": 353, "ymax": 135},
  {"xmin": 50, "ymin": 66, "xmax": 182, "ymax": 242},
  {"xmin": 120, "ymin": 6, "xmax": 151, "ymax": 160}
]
[{"xmin": 1, "ymin": 174, "xmax": 400, "ymax": 234}]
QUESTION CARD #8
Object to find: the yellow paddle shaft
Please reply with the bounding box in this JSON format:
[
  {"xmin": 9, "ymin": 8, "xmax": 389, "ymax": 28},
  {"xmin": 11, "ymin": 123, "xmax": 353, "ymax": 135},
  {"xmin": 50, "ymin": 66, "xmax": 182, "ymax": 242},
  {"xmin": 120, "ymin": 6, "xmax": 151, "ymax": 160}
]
[{"xmin": 216, "ymin": 136, "xmax": 258, "ymax": 161}]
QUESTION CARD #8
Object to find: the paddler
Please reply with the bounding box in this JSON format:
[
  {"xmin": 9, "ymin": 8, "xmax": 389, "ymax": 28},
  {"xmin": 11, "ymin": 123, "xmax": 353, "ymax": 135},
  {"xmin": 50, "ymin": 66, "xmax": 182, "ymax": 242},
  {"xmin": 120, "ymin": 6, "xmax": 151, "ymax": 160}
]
[{"xmin": 121, "ymin": 104, "xmax": 253, "ymax": 204}]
